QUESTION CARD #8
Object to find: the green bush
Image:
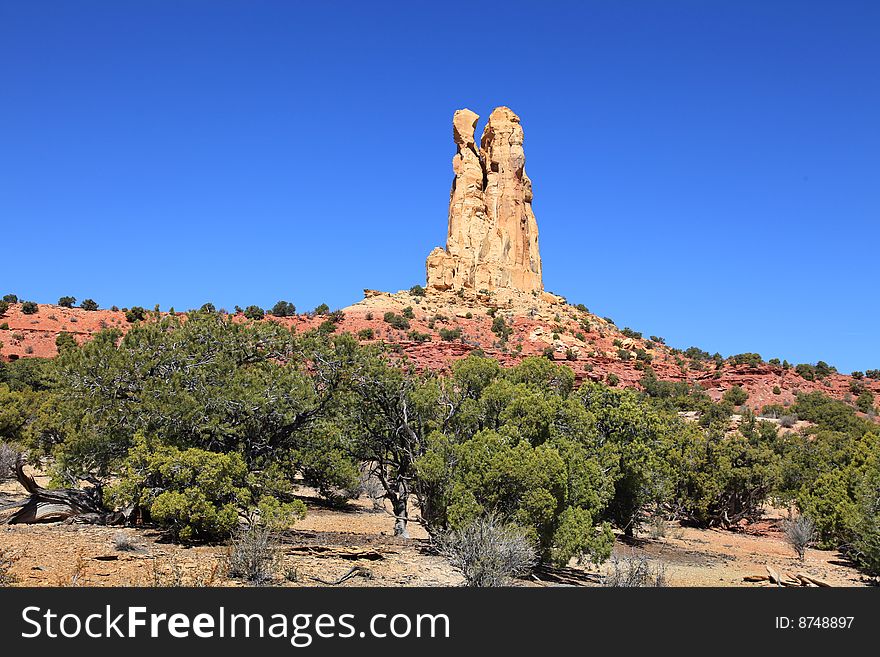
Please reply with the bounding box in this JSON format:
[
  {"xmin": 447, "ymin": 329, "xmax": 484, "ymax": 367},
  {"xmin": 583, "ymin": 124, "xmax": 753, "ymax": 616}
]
[
  {"xmin": 80, "ymin": 299, "xmax": 99, "ymax": 311},
  {"xmin": 438, "ymin": 327, "xmax": 462, "ymax": 342},
  {"xmin": 731, "ymin": 353, "xmax": 763, "ymax": 367},
  {"xmin": 418, "ymin": 429, "xmax": 614, "ymax": 566},
  {"xmin": 125, "ymin": 306, "xmax": 147, "ymax": 323},
  {"xmin": 856, "ymin": 390, "xmax": 875, "ymax": 414},
  {"xmin": 409, "ymin": 285, "xmax": 426, "ymax": 297},
  {"xmin": 402, "ymin": 306, "xmax": 414, "ymax": 319},
  {"xmin": 723, "ymin": 385, "xmax": 749, "ymax": 406},
  {"xmin": 270, "ymin": 300, "xmax": 296, "ymax": 317},
  {"xmin": 313, "ymin": 303, "xmax": 330, "ymax": 315},
  {"xmin": 621, "ymin": 328, "xmax": 642, "ymax": 340},
  {"xmin": 2, "ymin": 294, "xmax": 18, "ymax": 304},
  {"xmin": 407, "ymin": 330, "xmax": 431, "ymax": 343},
  {"xmin": 383, "ymin": 312, "xmax": 410, "ymax": 330},
  {"xmin": 795, "ymin": 364, "xmax": 816, "ymax": 381},
  {"xmin": 0, "ymin": 301, "xmax": 8, "ymax": 316},
  {"xmin": 357, "ymin": 328, "xmax": 375, "ymax": 340},
  {"xmin": 58, "ymin": 296, "xmax": 76, "ymax": 308},
  {"xmin": 491, "ymin": 316, "xmax": 511, "ymax": 342},
  {"xmin": 55, "ymin": 332, "xmax": 77, "ymax": 353},
  {"xmin": 107, "ymin": 435, "xmax": 251, "ymax": 542},
  {"xmin": 243, "ymin": 305, "xmax": 265, "ymax": 320},
  {"xmin": 21, "ymin": 301, "xmax": 38, "ymax": 315},
  {"xmin": 866, "ymin": 370, "xmax": 880, "ymax": 380}
]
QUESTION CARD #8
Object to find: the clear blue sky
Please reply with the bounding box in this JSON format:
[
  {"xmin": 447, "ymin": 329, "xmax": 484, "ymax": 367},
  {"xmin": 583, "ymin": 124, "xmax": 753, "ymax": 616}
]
[{"xmin": 2, "ymin": 1, "xmax": 878, "ymax": 372}]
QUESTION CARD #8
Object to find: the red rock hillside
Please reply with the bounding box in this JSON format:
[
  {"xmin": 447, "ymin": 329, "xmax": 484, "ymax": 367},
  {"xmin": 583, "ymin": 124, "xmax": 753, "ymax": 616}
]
[{"xmin": 2, "ymin": 293, "xmax": 878, "ymax": 420}]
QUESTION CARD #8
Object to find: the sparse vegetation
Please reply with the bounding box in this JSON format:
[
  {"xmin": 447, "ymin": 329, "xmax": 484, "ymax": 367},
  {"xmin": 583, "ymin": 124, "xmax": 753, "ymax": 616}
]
[
  {"xmin": 604, "ymin": 553, "xmax": 666, "ymax": 587},
  {"xmin": 225, "ymin": 522, "xmax": 279, "ymax": 584},
  {"xmin": 21, "ymin": 301, "xmax": 38, "ymax": 315},
  {"xmin": 783, "ymin": 515, "xmax": 816, "ymax": 561},
  {"xmin": 438, "ymin": 516, "xmax": 536, "ymax": 587}
]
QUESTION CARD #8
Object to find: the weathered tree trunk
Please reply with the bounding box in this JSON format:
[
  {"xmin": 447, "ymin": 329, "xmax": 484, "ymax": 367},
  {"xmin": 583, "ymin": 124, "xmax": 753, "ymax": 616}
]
[
  {"xmin": 2, "ymin": 456, "xmax": 123, "ymax": 525},
  {"xmin": 391, "ymin": 479, "xmax": 410, "ymax": 538}
]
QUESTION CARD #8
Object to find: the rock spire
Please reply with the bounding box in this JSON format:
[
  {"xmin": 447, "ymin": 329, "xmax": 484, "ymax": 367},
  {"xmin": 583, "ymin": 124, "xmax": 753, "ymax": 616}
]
[{"xmin": 426, "ymin": 106, "xmax": 543, "ymax": 294}]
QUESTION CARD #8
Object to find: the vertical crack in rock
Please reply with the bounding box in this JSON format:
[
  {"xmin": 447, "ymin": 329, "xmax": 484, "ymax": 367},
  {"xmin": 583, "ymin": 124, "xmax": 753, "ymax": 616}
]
[{"xmin": 426, "ymin": 106, "xmax": 543, "ymax": 294}]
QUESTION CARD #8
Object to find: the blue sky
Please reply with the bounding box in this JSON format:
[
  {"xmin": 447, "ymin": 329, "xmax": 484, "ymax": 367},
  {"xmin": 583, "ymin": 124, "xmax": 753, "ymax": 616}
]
[{"xmin": 1, "ymin": 1, "xmax": 878, "ymax": 372}]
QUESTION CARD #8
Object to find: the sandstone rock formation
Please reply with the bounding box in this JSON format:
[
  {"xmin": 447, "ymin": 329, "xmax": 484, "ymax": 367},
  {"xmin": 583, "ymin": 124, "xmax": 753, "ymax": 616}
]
[{"xmin": 426, "ymin": 107, "xmax": 543, "ymax": 294}]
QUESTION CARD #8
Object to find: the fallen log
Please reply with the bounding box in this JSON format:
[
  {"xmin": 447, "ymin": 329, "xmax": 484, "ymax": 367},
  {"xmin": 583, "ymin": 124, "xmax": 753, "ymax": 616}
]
[
  {"xmin": 2, "ymin": 456, "xmax": 121, "ymax": 525},
  {"xmin": 765, "ymin": 565, "xmax": 782, "ymax": 585},
  {"xmin": 310, "ymin": 565, "xmax": 374, "ymax": 585},
  {"xmin": 284, "ymin": 545, "xmax": 392, "ymax": 561},
  {"xmin": 796, "ymin": 572, "xmax": 831, "ymax": 588}
]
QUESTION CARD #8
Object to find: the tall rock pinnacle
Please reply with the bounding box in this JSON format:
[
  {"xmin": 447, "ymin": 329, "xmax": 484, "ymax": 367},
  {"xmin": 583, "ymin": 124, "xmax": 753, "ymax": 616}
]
[{"xmin": 426, "ymin": 106, "xmax": 543, "ymax": 294}]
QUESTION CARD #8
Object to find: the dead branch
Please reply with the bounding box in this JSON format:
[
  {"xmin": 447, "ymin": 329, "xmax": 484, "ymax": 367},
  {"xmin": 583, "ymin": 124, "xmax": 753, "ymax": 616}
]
[{"xmin": 2, "ymin": 455, "xmax": 125, "ymax": 525}]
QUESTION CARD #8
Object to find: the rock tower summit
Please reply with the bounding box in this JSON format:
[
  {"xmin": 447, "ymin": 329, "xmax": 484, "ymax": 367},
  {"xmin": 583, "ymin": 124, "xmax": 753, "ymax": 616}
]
[{"xmin": 426, "ymin": 107, "xmax": 543, "ymax": 294}]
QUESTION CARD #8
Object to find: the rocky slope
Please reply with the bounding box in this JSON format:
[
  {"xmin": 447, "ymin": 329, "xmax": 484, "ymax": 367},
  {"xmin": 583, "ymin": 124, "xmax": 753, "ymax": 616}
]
[{"xmin": 2, "ymin": 295, "xmax": 878, "ymax": 417}]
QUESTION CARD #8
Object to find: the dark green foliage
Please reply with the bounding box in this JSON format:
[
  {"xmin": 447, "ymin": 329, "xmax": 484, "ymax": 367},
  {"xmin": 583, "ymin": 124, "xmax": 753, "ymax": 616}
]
[
  {"xmin": 866, "ymin": 370, "xmax": 880, "ymax": 380},
  {"xmin": 357, "ymin": 328, "xmax": 375, "ymax": 340},
  {"xmin": 731, "ymin": 353, "xmax": 763, "ymax": 367},
  {"xmin": 606, "ymin": 373, "xmax": 619, "ymax": 386},
  {"xmin": 80, "ymin": 299, "xmax": 99, "ymax": 311},
  {"xmin": 621, "ymin": 327, "xmax": 642, "ymax": 340},
  {"xmin": 107, "ymin": 435, "xmax": 250, "ymax": 541},
  {"xmin": 21, "ymin": 301, "xmax": 38, "ymax": 315},
  {"xmin": 55, "ymin": 332, "xmax": 77, "ymax": 353},
  {"xmin": 575, "ymin": 304, "xmax": 589, "ymax": 313},
  {"xmin": 617, "ymin": 349, "xmax": 632, "ymax": 361},
  {"xmin": 856, "ymin": 390, "xmax": 875, "ymax": 414},
  {"xmin": 407, "ymin": 329, "xmax": 431, "ymax": 343},
  {"xmin": 491, "ymin": 316, "xmax": 511, "ymax": 342},
  {"xmin": 402, "ymin": 306, "xmax": 415, "ymax": 319},
  {"xmin": 0, "ymin": 301, "xmax": 8, "ymax": 316},
  {"xmin": 382, "ymin": 311, "xmax": 410, "ymax": 330},
  {"xmin": 409, "ymin": 285, "xmax": 426, "ymax": 297},
  {"xmin": 2, "ymin": 294, "xmax": 18, "ymax": 304},
  {"xmin": 242, "ymin": 305, "xmax": 264, "ymax": 320},
  {"xmin": 795, "ymin": 363, "xmax": 816, "ymax": 381},
  {"xmin": 684, "ymin": 347, "xmax": 710, "ymax": 361},
  {"xmin": 200, "ymin": 302, "xmax": 216, "ymax": 313},
  {"xmin": 125, "ymin": 306, "xmax": 147, "ymax": 323},
  {"xmin": 722, "ymin": 385, "xmax": 749, "ymax": 406},
  {"xmin": 673, "ymin": 413, "xmax": 780, "ymax": 527},
  {"xmin": 852, "ymin": 371, "xmax": 863, "ymax": 380},
  {"xmin": 58, "ymin": 296, "xmax": 76, "ymax": 308},
  {"xmin": 270, "ymin": 300, "xmax": 296, "ymax": 317},
  {"xmin": 438, "ymin": 327, "xmax": 462, "ymax": 342},
  {"xmin": 313, "ymin": 303, "xmax": 330, "ymax": 315}
]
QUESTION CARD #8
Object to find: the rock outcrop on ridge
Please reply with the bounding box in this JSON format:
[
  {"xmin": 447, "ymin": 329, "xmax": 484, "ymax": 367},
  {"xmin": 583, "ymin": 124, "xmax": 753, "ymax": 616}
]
[{"xmin": 426, "ymin": 106, "xmax": 543, "ymax": 294}]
